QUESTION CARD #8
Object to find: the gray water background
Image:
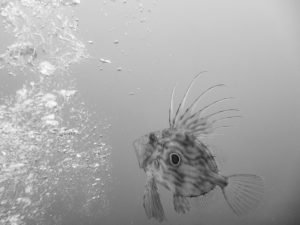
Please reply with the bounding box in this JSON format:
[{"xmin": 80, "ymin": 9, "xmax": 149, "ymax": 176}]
[{"xmin": 1, "ymin": 0, "xmax": 300, "ymax": 225}]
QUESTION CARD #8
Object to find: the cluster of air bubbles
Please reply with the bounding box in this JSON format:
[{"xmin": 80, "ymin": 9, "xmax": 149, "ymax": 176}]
[
  {"xmin": 0, "ymin": 0, "xmax": 88, "ymax": 74},
  {"xmin": 0, "ymin": 1, "xmax": 112, "ymax": 225},
  {"xmin": 0, "ymin": 79, "xmax": 112, "ymax": 225}
]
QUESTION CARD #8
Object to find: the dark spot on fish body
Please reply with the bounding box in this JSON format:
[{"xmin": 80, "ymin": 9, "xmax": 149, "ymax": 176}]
[
  {"xmin": 162, "ymin": 129, "xmax": 172, "ymax": 138},
  {"xmin": 149, "ymin": 133, "xmax": 158, "ymax": 146},
  {"xmin": 185, "ymin": 133, "xmax": 196, "ymax": 144},
  {"xmin": 175, "ymin": 132, "xmax": 183, "ymax": 139}
]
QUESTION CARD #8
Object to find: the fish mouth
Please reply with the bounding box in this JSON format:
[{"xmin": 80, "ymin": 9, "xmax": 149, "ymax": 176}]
[
  {"xmin": 133, "ymin": 135, "xmax": 154, "ymax": 169},
  {"xmin": 133, "ymin": 137, "xmax": 147, "ymax": 169}
]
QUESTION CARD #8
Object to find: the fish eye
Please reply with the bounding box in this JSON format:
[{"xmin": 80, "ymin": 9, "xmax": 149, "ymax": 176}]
[{"xmin": 169, "ymin": 152, "xmax": 181, "ymax": 167}]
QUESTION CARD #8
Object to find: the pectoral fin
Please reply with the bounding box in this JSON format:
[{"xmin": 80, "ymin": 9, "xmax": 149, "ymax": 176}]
[{"xmin": 143, "ymin": 174, "xmax": 166, "ymax": 222}]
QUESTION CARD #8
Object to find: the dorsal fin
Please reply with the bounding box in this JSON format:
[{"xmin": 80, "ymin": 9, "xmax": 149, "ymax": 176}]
[{"xmin": 170, "ymin": 74, "xmax": 241, "ymax": 138}]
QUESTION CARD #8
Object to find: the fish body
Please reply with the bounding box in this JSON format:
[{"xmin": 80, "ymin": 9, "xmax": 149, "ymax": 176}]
[{"xmin": 134, "ymin": 73, "xmax": 264, "ymax": 222}]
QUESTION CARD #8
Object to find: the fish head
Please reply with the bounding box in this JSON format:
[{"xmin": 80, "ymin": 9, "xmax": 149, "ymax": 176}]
[{"xmin": 133, "ymin": 131, "xmax": 162, "ymax": 170}]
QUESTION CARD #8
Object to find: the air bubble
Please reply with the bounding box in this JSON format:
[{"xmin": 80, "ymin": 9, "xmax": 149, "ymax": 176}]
[
  {"xmin": 99, "ymin": 58, "xmax": 112, "ymax": 64},
  {"xmin": 38, "ymin": 61, "xmax": 56, "ymax": 76}
]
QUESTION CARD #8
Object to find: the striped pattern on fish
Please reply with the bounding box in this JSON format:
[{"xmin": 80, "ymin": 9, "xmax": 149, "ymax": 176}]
[{"xmin": 134, "ymin": 73, "xmax": 264, "ymax": 222}]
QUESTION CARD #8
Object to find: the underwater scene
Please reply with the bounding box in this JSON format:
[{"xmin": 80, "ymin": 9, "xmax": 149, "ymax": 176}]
[{"xmin": 0, "ymin": 1, "xmax": 299, "ymax": 225}]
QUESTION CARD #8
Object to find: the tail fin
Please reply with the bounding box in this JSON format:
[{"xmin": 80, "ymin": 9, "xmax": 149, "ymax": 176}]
[{"xmin": 222, "ymin": 174, "xmax": 264, "ymax": 215}]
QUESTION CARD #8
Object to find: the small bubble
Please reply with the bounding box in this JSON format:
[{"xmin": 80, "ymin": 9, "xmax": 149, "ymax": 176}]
[
  {"xmin": 117, "ymin": 67, "xmax": 122, "ymax": 71},
  {"xmin": 113, "ymin": 40, "xmax": 119, "ymax": 44},
  {"xmin": 45, "ymin": 100, "xmax": 58, "ymax": 109},
  {"xmin": 88, "ymin": 40, "xmax": 93, "ymax": 44},
  {"xmin": 25, "ymin": 186, "xmax": 32, "ymax": 194},
  {"xmin": 8, "ymin": 72, "xmax": 16, "ymax": 76},
  {"xmin": 42, "ymin": 114, "xmax": 55, "ymax": 121},
  {"xmin": 99, "ymin": 58, "xmax": 112, "ymax": 64},
  {"xmin": 59, "ymin": 89, "xmax": 77, "ymax": 99},
  {"xmin": 140, "ymin": 18, "xmax": 146, "ymax": 23}
]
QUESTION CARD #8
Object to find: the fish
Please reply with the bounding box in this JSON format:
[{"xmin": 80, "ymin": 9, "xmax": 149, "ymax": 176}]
[{"xmin": 133, "ymin": 73, "xmax": 264, "ymax": 222}]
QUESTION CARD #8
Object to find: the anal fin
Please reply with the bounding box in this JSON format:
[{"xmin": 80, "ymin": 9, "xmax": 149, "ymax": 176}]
[
  {"xmin": 190, "ymin": 187, "xmax": 218, "ymax": 209},
  {"xmin": 173, "ymin": 194, "xmax": 191, "ymax": 214}
]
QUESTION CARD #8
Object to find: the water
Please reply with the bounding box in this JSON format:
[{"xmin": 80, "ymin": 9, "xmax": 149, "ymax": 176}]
[{"xmin": 0, "ymin": 0, "xmax": 299, "ymax": 225}]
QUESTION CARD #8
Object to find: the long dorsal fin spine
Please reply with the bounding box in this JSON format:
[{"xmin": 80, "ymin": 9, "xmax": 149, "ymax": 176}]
[
  {"xmin": 169, "ymin": 84, "xmax": 177, "ymax": 127},
  {"xmin": 194, "ymin": 125, "xmax": 231, "ymax": 136},
  {"xmin": 193, "ymin": 97, "xmax": 234, "ymax": 117},
  {"xmin": 172, "ymin": 71, "xmax": 207, "ymax": 127},
  {"xmin": 209, "ymin": 115, "xmax": 242, "ymax": 126},
  {"xmin": 203, "ymin": 109, "xmax": 240, "ymax": 121}
]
